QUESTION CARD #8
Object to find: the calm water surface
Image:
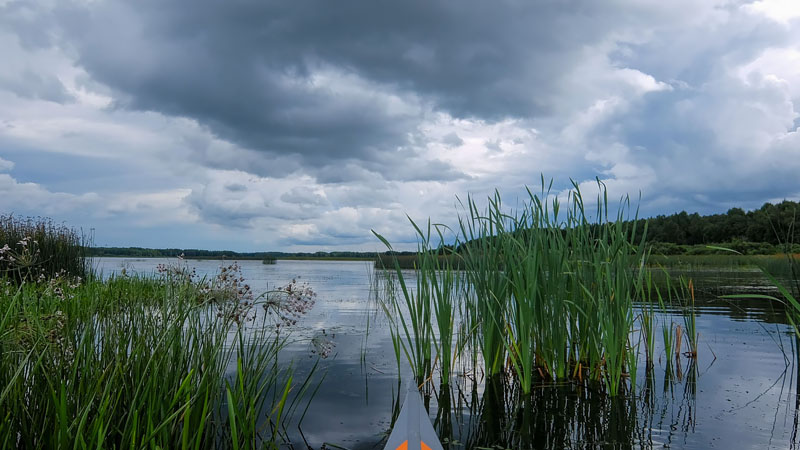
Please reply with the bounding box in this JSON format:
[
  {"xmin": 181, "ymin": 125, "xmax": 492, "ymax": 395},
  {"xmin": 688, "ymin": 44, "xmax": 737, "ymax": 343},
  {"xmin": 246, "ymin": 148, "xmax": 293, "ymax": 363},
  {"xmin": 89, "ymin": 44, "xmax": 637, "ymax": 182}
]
[{"xmin": 94, "ymin": 258, "xmax": 800, "ymax": 449}]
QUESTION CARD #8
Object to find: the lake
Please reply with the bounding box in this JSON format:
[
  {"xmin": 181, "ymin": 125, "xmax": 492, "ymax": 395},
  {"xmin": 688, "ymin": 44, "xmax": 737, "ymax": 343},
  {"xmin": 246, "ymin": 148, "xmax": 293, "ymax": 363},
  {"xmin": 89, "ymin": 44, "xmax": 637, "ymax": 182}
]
[{"xmin": 94, "ymin": 257, "xmax": 800, "ymax": 449}]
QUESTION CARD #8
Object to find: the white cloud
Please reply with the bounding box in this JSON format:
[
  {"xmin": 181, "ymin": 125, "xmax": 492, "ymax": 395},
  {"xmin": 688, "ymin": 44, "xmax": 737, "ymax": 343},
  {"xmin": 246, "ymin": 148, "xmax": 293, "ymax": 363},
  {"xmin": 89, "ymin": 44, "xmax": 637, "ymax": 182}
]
[
  {"xmin": 103, "ymin": 189, "xmax": 196, "ymax": 225},
  {"xmin": 744, "ymin": 0, "xmax": 800, "ymax": 25},
  {"xmin": 738, "ymin": 47, "xmax": 800, "ymax": 103},
  {"xmin": 0, "ymin": 173, "xmax": 100, "ymax": 215},
  {"xmin": 0, "ymin": 0, "xmax": 799, "ymax": 250}
]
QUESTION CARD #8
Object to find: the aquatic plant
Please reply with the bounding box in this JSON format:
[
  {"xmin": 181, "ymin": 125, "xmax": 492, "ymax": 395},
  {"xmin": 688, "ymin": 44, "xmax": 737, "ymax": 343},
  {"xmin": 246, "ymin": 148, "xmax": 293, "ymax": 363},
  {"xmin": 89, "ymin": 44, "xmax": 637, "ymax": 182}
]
[
  {"xmin": 679, "ymin": 278, "xmax": 698, "ymax": 358},
  {"xmin": 638, "ymin": 269, "xmax": 658, "ymax": 371},
  {"xmin": 0, "ymin": 215, "xmax": 90, "ymax": 284},
  {"xmin": 374, "ymin": 229, "xmax": 435, "ymax": 383},
  {"xmin": 425, "ymin": 227, "xmax": 462, "ymax": 386},
  {"xmin": 457, "ymin": 192, "xmax": 510, "ymax": 378},
  {"xmin": 0, "ymin": 267, "xmax": 316, "ymax": 449},
  {"xmin": 375, "ymin": 178, "xmax": 671, "ymax": 396}
]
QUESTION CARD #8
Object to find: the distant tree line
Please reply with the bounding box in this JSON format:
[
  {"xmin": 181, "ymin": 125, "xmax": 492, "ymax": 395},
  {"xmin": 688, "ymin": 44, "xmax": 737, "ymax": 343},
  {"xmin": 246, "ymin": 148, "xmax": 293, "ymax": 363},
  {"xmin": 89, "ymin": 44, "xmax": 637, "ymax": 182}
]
[
  {"xmin": 87, "ymin": 200, "xmax": 799, "ymax": 260},
  {"xmin": 86, "ymin": 247, "xmax": 394, "ymax": 260},
  {"xmin": 87, "ymin": 247, "xmax": 263, "ymax": 259},
  {"xmin": 450, "ymin": 200, "xmax": 800, "ymax": 257},
  {"xmin": 634, "ymin": 200, "xmax": 799, "ymax": 246}
]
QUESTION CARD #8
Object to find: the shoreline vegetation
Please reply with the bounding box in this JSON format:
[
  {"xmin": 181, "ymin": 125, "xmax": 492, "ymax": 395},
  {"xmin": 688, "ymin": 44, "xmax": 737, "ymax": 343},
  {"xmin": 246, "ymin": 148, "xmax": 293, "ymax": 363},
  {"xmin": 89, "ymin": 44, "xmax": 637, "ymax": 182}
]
[
  {"xmin": 88, "ymin": 247, "xmax": 800, "ymax": 273},
  {"xmin": 1, "ymin": 190, "xmax": 799, "ymax": 448},
  {"xmin": 373, "ymin": 180, "xmax": 799, "ymax": 401},
  {"xmin": 0, "ymin": 215, "xmax": 320, "ymax": 449},
  {"xmin": 84, "ymin": 199, "xmax": 800, "ymax": 267},
  {"xmin": 88, "ymin": 247, "xmax": 381, "ymax": 261}
]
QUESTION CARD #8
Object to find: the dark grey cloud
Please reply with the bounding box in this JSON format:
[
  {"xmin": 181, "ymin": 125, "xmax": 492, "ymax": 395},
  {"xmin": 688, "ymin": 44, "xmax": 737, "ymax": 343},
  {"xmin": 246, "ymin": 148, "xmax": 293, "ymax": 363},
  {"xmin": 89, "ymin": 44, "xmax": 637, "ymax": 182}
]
[
  {"xmin": 32, "ymin": 0, "xmax": 704, "ymax": 178},
  {"xmin": 2, "ymin": 0, "xmax": 800, "ymax": 252},
  {"xmin": 441, "ymin": 132, "xmax": 463, "ymax": 148},
  {"xmin": 0, "ymin": 69, "xmax": 71, "ymax": 103},
  {"xmin": 224, "ymin": 183, "xmax": 247, "ymax": 192}
]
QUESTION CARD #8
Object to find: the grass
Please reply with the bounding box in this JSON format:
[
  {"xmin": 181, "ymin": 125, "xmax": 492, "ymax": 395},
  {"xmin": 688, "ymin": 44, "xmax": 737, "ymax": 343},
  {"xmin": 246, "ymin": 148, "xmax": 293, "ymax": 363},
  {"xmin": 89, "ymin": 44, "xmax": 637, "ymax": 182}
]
[
  {"xmin": 724, "ymin": 251, "xmax": 800, "ymax": 339},
  {"xmin": 0, "ymin": 215, "xmax": 91, "ymax": 284},
  {"xmin": 374, "ymin": 226, "xmax": 436, "ymax": 384},
  {"xmin": 374, "ymin": 179, "xmax": 696, "ymax": 397},
  {"xmin": 649, "ymin": 253, "xmax": 800, "ymax": 275},
  {"xmin": 374, "ymin": 253, "xmax": 463, "ymax": 269},
  {"xmin": 0, "ymin": 261, "xmax": 317, "ymax": 449},
  {"xmin": 458, "ymin": 192, "xmax": 510, "ymax": 379}
]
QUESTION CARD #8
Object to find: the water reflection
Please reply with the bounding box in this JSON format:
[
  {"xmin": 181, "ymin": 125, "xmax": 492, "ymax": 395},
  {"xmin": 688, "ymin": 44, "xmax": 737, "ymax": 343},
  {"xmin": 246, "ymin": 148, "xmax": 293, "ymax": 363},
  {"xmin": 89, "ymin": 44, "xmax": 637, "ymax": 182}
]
[
  {"xmin": 92, "ymin": 258, "xmax": 800, "ymax": 449},
  {"xmin": 423, "ymin": 377, "xmax": 667, "ymax": 449}
]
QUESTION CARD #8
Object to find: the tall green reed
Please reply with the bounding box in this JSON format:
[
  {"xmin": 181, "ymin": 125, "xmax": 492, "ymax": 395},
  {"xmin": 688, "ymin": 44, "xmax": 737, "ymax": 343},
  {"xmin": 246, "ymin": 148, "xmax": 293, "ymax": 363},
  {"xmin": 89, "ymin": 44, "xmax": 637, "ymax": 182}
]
[
  {"xmin": 374, "ymin": 219, "xmax": 462, "ymax": 385},
  {"xmin": 638, "ymin": 269, "xmax": 657, "ymax": 371},
  {"xmin": 678, "ymin": 277, "xmax": 698, "ymax": 358},
  {"xmin": 0, "ymin": 215, "xmax": 90, "ymax": 283},
  {"xmin": 457, "ymin": 192, "xmax": 510, "ymax": 378},
  {"xmin": 0, "ymin": 268, "xmax": 310, "ymax": 449},
  {"xmin": 374, "ymin": 226, "xmax": 434, "ymax": 383},
  {"xmin": 375, "ymin": 178, "xmax": 661, "ymax": 396}
]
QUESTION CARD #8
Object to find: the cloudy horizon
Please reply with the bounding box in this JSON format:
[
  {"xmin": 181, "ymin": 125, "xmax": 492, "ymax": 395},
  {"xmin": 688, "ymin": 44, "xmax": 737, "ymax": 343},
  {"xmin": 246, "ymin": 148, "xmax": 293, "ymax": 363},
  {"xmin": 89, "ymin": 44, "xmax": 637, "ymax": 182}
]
[{"xmin": 1, "ymin": 0, "xmax": 799, "ymax": 251}]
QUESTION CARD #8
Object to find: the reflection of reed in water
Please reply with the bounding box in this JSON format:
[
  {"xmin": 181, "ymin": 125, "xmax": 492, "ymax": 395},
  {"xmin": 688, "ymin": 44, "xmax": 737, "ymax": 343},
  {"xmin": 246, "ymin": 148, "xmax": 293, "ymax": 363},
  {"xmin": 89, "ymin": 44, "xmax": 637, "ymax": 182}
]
[
  {"xmin": 791, "ymin": 335, "xmax": 800, "ymax": 449},
  {"xmin": 652, "ymin": 359, "xmax": 697, "ymax": 448},
  {"xmin": 430, "ymin": 375, "xmax": 661, "ymax": 449}
]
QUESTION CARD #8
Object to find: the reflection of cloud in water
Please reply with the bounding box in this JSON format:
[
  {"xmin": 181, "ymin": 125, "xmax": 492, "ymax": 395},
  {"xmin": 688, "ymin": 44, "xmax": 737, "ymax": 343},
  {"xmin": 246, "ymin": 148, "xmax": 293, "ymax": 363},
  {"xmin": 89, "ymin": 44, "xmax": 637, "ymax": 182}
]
[
  {"xmin": 286, "ymin": 358, "xmax": 399, "ymax": 449},
  {"xmin": 92, "ymin": 258, "xmax": 800, "ymax": 449}
]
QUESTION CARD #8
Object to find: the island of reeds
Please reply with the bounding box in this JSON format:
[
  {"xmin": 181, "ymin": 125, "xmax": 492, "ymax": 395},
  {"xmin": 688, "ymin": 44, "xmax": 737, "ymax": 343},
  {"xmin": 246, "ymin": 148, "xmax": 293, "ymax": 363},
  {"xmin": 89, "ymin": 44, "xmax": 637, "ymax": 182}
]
[{"xmin": 374, "ymin": 180, "xmax": 753, "ymax": 397}]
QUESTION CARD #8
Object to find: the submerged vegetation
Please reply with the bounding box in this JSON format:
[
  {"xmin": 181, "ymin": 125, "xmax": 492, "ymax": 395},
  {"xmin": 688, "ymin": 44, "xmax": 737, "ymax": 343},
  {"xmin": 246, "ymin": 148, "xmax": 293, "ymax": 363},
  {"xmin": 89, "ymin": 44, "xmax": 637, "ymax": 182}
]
[{"xmin": 375, "ymin": 180, "xmax": 704, "ymax": 397}]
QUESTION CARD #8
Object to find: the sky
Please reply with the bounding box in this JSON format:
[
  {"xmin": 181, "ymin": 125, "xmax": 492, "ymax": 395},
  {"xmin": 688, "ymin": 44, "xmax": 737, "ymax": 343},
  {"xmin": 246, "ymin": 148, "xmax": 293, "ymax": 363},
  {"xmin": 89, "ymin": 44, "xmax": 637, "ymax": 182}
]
[{"xmin": 1, "ymin": 0, "xmax": 799, "ymax": 252}]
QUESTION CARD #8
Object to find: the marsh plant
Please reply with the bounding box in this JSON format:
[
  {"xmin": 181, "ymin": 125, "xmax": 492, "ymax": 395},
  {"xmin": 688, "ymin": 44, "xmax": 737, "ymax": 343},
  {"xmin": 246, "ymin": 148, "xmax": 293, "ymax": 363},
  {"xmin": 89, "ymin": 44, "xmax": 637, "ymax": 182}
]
[
  {"xmin": 375, "ymin": 220, "xmax": 464, "ymax": 386},
  {"xmin": 0, "ymin": 260, "xmax": 317, "ymax": 449},
  {"xmin": 375, "ymin": 179, "xmax": 694, "ymax": 397},
  {"xmin": 0, "ymin": 215, "xmax": 90, "ymax": 283}
]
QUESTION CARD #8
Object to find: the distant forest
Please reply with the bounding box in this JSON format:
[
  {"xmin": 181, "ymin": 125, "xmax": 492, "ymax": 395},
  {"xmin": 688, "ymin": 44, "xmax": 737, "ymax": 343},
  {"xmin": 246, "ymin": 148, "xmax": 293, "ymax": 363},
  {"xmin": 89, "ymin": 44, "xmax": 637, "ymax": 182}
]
[
  {"xmin": 86, "ymin": 248, "xmax": 401, "ymax": 260},
  {"xmin": 636, "ymin": 200, "xmax": 798, "ymax": 245},
  {"xmin": 88, "ymin": 200, "xmax": 799, "ymax": 258},
  {"xmin": 631, "ymin": 200, "xmax": 799, "ymax": 255}
]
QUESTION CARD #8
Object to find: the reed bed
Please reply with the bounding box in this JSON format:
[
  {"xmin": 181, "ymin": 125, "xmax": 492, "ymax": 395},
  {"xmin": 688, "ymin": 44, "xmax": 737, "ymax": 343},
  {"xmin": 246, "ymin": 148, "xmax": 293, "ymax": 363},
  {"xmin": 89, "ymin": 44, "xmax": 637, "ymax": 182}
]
[
  {"xmin": 0, "ymin": 215, "xmax": 91, "ymax": 284},
  {"xmin": 649, "ymin": 253, "xmax": 800, "ymax": 278},
  {"xmin": 375, "ymin": 180, "xmax": 696, "ymax": 397},
  {"xmin": 0, "ymin": 263, "xmax": 316, "ymax": 449},
  {"xmin": 439, "ymin": 375, "xmax": 659, "ymax": 449},
  {"xmin": 374, "ymin": 253, "xmax": 465, "ymax": 270},
  {"xmin": 725, "ymin": 252, "xmax": 800, "ymax": 338}
]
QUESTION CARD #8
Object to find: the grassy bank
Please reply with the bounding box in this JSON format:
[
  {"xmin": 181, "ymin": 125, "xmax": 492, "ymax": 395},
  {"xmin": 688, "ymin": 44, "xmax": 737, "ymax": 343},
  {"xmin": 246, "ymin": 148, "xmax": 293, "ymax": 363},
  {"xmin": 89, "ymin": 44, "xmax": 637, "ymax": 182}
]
[
  {"xmin": 1, "ymin": 215, "xmax": 90, "ymax": 283},
  {"xmin": 0, "ymin": 263, "xmax": 316, "ymax": 449}
]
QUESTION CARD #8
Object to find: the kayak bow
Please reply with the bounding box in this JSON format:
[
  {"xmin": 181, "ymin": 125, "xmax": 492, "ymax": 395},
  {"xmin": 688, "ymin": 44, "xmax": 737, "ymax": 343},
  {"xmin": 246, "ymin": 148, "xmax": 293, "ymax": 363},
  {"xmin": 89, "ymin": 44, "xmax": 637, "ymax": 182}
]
[{"xmin": 384, "ymin": 385, "xmax": 444, "ymax": 450}]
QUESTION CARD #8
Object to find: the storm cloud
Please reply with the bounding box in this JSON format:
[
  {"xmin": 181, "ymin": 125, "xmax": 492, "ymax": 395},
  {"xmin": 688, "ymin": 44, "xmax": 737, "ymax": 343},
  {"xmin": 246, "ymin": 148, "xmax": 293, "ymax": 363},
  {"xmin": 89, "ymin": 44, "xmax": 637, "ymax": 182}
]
[{"xmin": 0, "ymin": 0, "xmax": 798, "ymax": 250}]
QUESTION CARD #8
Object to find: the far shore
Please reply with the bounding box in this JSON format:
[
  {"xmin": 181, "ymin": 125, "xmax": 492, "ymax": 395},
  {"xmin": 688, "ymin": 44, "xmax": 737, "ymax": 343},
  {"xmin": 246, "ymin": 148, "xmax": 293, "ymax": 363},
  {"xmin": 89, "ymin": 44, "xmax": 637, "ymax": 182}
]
[{"xmin": 93, "ymin": 255, "xmax": 375, "ymax": 261}]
